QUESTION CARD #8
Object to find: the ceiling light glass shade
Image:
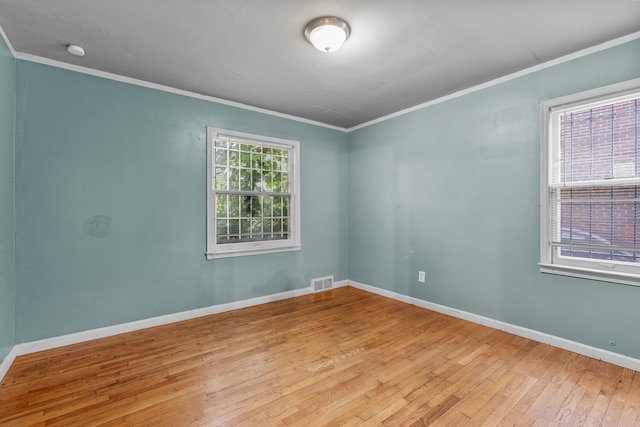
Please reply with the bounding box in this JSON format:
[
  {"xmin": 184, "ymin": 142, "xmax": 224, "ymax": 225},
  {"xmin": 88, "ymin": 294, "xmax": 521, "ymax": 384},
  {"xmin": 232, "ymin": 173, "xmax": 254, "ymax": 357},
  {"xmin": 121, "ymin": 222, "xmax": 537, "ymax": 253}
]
[
  {"xmin": 304, "ymin": 17, "xmax": 351, "ymax": 53},
  {"xmin": 66, "ymin": 44, "xmax": 85, "ymax": 57}
]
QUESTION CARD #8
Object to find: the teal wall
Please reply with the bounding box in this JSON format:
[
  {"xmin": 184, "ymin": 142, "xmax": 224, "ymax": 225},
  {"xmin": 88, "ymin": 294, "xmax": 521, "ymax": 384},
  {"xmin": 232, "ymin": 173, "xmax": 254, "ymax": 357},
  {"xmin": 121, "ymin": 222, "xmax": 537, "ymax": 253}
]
[
  {"xmin": 349, "ymin": 39, "xmax": 640, "ymax": 359},
  {"xmin": 14, "ymin": 61, "xmax": 348, "ymax": 342},
  {"xmin": 0, "ymin": 36, "xmax": 15, "ymax": 363},
  {"xmin": 7, "ymin": 34, "xmax": 640, "ymax": 363}
]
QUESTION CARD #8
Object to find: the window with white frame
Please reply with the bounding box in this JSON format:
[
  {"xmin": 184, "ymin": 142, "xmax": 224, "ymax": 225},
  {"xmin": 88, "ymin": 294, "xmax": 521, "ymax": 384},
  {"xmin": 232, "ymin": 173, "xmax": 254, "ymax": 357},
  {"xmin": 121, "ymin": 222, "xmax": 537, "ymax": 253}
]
[
  {"xmin": 206, "ymin": 127, "xmax": 301, "ymax": 259},
  {"xmin": 540, "ymin": 78, "xmax": 640, "ymax": 285}
]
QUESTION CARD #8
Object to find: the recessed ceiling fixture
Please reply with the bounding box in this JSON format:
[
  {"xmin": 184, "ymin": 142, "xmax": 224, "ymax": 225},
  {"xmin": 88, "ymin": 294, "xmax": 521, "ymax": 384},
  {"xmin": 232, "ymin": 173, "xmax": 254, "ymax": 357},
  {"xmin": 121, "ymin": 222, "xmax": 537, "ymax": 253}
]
[
  {"xmin": 304, "ymin": 16, "xmax": 351, "ymax": 53},
  {"xmin": 66, "ymin": 44, "xmax": 85, "ymax": 57}
]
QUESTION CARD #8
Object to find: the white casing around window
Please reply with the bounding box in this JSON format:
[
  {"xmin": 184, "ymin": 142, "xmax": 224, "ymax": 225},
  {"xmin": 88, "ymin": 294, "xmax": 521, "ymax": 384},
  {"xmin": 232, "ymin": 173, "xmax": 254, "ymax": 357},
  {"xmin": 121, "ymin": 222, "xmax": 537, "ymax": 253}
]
[
  {"xmin": 205, "ymin": 127, "xmax": 301, "ymax": 259},
  {"xmin": 539, "ymin": 77, "xmax": 640, "ymax": 286}
]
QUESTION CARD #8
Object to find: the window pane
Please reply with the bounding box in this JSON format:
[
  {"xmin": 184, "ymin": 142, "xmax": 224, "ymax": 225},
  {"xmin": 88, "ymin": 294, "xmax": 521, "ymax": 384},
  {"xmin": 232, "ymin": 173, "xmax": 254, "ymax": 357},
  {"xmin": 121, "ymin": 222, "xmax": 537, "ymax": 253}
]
[
  {"xmin": 560, "ymin": 99, "xmax": 639, "ymax": 184},
  {"xmin": 214, "ymin": 167, "xmax": 227, "ymax": 190},
  {"xmin": 273, "ymin": 196, "xmax": 282, "ymax": 217},
  {"xmin": 229, "ymin": 195, "xmax": 240, "ymax": 217},
  {"xmin": 240, "ymin": 152, "xmax": 250, "ymax": 168},
  {"xmin": 209, "ymin": 131, "xmax": 298, "ymax": 250},
  {"xmin": 241, "ymin": 219, "xmax": 250, "ymax": 238},
  {"xmin": 229, "ymin": 167, "xmax": 239, "ymax": 190},
  {"xmin": 215, "ymin": 194, "xmax": 292, "ymax": 244},
  {"xmin": 251, "ymin": 196, "xmax": 262, "ymax": 217},
  {"xmin": 555, "ymin": 186, "xmax": 640, "ymax": 263},
  {"xmin": 215, "ymin": 148, "xmax": 227, "ymax": 166},
  {"xmin": 272, "ymin": 173, "xmax": 282, "ymax": 192},
  {"xmin": 252, "ymin": 170, "xmax": 262, "ymax": 191},
  {"xmin": 241, "ymin": 196, "xmax": 251, "ymax": 217},
  {"xmin": 553, "ymin": 96, "xmax": 640, "ymax": 265},
  {"xmin": 263, "ymin": 171, "xmax": 273, "ymax": 192},
  {"xmin": 262, "ymin": 196, "xmax": 273, "ymax": 217},
  {"xmin": 216, "ymin": 219, "xmax": 228, "ymax": 243},
  {"xmin": 229, "ymin": 150, "xmax": 239, "ymax": 167},
  {"xmin": 215, "ymin": 194, "xmax": 228, "ymax": 218},
  {"xmin": 240, "ymin": 168, "xmax": 251, "ymax": 191},
  {"xmin": 263, "ymin": 151, "xmax": 273, "ymax": 171},
  {"xmin": 229, "ymin": 219, "xmax": 239, "ymax": 236},
  {"xmin": 272, "ymin": 155, "xmax": 282, "ymax": 172}
]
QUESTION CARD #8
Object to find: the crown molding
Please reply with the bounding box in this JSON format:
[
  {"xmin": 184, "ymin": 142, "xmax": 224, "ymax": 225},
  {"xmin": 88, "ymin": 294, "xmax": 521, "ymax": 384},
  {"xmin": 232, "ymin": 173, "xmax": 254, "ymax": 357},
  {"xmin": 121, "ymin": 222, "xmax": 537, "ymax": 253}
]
[
  {"xmin": 2, "ymin": 19, "xmax": 639, "ymax": 134},
  {"xmin": 14, "ymin": 51, "xmax": 349, "ymax": 133},
  {"xmin": 348, "ymin": 30, "xmax": 640, "ymax": 132}
]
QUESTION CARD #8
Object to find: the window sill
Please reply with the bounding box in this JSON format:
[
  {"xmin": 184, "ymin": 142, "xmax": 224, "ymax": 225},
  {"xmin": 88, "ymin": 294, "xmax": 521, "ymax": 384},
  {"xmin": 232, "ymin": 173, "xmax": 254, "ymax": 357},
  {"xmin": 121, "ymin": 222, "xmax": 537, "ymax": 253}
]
[
  {"xmin": 539, "ymin": 263, "xmax": 640, "ymax": 287},
  {"xmin": 206, "ymin": 245, "xmax": 301, "ymax": 260}
]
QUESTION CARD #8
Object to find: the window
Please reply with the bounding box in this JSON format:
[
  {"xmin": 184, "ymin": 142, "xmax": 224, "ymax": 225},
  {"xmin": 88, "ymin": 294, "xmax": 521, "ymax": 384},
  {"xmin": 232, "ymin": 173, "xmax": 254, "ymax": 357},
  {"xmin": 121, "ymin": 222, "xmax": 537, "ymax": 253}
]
[
  {"xmin": 206, "ymin": 127, "xmax": 301, "ymax": 259},
  {"xmin": 540, "ymin": 78, "xmax": 640, "ymax": 285}
]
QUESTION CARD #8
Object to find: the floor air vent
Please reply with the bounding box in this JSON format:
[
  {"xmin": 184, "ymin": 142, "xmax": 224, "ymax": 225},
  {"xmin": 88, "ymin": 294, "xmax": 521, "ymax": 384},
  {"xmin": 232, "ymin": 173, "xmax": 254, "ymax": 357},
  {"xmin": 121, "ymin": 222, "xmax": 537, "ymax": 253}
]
[{"xmin": 311, "ymin": 276, "xmax": 333, "ymax": 292}]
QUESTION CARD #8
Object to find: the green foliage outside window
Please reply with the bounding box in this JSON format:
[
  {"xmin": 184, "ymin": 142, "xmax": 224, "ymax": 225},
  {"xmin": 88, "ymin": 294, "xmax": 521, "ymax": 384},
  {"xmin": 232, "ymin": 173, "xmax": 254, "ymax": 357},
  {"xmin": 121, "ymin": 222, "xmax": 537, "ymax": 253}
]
[{"xmin": 214, "ymin": 139, "xmax": 290, "ymax": 243}]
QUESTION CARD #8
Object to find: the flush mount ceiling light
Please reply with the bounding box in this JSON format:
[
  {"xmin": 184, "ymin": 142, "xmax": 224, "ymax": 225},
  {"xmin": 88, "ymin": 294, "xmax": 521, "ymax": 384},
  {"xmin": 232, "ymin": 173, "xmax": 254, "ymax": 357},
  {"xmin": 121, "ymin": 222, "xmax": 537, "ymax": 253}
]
[
  {"xmin": 304, "ymin": 16, "xmax": 351, "ymax": 53},
  {"xmin": 66, "ymin": 44, "xmax": 85, "ymax": 57}
]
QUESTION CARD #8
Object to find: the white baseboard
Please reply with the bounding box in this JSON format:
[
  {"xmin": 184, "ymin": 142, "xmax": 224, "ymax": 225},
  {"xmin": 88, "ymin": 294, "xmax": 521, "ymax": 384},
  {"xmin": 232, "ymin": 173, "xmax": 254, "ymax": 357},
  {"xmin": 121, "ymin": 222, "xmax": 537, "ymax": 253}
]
[
  {"xmin": 0, "ymin": 346, "xmax": 18, "ymax": 384},
  {"xmin": 0, "ymin": 281, "xmax": 350, "ymax": 383},
  {"xmin": 347, "ymin": 280, "xmax": 640, "ymax": 372},
  {"xmin": 7, "ymin": 277, "xmax": 635, "ymax": 383},
  {"xmin": 333, "ymin": 279, "xmax": 349, "ymax": 289},
  {"xmin": 13, "ymin": 286, "xmax": 328, "ymax": 357}
]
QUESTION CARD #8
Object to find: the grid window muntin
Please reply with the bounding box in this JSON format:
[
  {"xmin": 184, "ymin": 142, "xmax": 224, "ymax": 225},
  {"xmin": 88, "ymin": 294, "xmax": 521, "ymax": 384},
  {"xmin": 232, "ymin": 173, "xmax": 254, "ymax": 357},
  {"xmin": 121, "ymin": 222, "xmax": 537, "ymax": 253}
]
[
  {"xmin": 541, "ymin": 78, "xmax": 640, "ymax": 285},
  {"xmin": 206, "ymin": 128, "xmax": 300, "ymax": 259}
]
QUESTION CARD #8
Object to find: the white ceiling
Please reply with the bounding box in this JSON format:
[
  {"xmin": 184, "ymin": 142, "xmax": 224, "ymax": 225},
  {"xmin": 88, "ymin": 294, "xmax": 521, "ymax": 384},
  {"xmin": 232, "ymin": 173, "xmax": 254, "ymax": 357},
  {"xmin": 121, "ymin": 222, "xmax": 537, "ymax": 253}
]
[{"xmin": 0, "ymin": 1, "xmax": 639, "ymax": 129}]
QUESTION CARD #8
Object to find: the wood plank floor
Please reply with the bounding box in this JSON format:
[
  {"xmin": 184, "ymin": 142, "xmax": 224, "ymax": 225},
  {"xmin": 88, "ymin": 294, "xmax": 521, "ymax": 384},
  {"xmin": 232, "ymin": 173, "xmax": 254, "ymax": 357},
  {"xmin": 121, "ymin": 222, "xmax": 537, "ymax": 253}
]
[{"xmin": 1, "ymin": 286, "xmax": 639, "ymax": 426}]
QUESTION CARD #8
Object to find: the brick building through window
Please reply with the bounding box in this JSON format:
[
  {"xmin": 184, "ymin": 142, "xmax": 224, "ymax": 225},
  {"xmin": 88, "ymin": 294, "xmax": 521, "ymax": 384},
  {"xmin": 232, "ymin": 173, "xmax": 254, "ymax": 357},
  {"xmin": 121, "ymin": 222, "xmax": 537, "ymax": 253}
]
[{"xmin": 557, "ymin": 98, "xmax": 640, "ymax": 263}]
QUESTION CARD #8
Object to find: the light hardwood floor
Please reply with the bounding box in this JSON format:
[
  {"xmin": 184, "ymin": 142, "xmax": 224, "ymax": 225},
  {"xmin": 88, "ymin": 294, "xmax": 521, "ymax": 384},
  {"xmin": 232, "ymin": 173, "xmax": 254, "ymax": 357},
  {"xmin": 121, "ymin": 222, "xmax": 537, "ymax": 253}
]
[{"xmin": 1, "ymin": 286, "xmax": 639, "ymax": 426}]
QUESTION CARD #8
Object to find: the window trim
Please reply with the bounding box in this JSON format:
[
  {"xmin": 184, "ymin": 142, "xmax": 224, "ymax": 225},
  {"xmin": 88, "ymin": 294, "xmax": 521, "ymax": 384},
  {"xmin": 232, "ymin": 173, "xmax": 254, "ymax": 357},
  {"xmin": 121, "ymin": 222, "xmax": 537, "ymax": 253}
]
[
  {"xmin": 206, "ymin": 127, "xmax": 301, "ymax": 259},
  {"xmin": 540, "ymin": 77, "xmax": 640, "ymax": 286}
]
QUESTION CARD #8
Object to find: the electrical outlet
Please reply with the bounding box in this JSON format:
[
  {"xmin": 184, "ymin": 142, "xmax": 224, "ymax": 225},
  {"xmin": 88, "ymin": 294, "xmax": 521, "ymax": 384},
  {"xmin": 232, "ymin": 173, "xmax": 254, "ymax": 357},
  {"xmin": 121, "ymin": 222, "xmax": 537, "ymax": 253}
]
[{"xmin": 418, "ymin": 271, "xmax": 426, "ymax": 283}]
